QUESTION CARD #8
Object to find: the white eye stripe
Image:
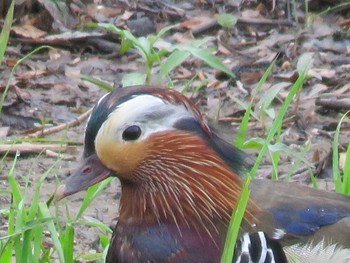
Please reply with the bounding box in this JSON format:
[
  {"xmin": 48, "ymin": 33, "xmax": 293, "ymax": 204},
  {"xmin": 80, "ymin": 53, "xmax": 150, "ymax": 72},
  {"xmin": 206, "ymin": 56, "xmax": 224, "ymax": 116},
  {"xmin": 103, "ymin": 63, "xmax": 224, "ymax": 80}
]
[
  {"xmin": 101, "ymin": 94, "xmax": 195, "ymax": 141},
  {"xmin": 114, "ymin": 95, "xmax": 179, "ymax": 117},
  {"xmin": 97, "ymin": 92, "xmax": 110, "ymax": 106}
]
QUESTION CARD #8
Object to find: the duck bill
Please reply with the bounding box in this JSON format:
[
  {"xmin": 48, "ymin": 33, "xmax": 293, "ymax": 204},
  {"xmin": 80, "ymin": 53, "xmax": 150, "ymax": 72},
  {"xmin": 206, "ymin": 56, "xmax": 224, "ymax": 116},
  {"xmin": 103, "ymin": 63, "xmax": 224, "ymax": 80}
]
[{"xmin": 54, "ymin": 153, "xmax": 112, "ymax": 201}]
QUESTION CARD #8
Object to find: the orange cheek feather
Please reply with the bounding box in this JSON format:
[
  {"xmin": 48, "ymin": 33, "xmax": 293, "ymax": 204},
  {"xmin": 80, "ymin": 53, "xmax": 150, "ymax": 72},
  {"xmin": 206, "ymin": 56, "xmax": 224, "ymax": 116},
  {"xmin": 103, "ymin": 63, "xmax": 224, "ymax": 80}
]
[{"xmin": 95, "ymin": 136, "xmax": 149, "ymax": 176}]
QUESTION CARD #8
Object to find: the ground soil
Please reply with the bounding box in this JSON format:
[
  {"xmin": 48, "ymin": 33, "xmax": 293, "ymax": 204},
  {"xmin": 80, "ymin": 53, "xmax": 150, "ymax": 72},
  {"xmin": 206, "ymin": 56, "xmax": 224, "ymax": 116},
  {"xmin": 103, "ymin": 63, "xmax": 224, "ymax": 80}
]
[{"xmin": 1, "ymin": 0, "xmax": 350, "ymax": 261}]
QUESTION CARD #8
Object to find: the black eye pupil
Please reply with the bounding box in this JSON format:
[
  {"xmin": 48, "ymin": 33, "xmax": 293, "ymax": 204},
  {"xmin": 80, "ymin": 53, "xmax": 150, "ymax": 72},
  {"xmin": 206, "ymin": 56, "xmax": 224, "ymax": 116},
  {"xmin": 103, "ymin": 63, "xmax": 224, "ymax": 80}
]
[{"xmin": 122, "ymin": 125, "xmax": 141, "ymax": 141}]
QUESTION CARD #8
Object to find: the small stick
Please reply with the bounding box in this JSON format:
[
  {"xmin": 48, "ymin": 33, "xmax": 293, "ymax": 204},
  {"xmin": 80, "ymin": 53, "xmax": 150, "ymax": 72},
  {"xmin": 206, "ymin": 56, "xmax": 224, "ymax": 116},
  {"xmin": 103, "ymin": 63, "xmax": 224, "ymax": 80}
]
[
  {"xmin": 45, "ymin": 149, "xmax": 75, "ymax": 160},
  {"xmin": 316, "ymin": 98, "xmax": 350, "ymax": 110},
  {"xmin": 0, "ymin": 143, "xmax": 73, "ymax": 155},
  {"xmin": 28, "ymin": 108, "xmax": 93, "ymax": 138},
  {"xmin": 192, "ymin": 17, "xmax": 293, "ymax": 36}
]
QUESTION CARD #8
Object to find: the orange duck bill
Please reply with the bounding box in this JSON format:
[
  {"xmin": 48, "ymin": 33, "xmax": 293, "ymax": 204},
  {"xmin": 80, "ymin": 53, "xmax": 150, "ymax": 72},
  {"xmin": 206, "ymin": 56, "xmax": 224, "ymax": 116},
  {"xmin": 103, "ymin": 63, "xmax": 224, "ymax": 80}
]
[{"xmin": 54, "ymin": 153, "xmax": 111, "ymax": 201}]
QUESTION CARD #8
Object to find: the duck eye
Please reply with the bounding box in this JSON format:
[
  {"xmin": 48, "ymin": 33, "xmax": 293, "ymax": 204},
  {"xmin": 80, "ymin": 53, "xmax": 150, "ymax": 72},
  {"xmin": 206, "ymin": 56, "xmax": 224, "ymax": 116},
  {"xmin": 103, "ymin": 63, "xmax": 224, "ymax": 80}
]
[{"xmin": 122, "ymin": 125, "xmax": 142, "ymax": 141}]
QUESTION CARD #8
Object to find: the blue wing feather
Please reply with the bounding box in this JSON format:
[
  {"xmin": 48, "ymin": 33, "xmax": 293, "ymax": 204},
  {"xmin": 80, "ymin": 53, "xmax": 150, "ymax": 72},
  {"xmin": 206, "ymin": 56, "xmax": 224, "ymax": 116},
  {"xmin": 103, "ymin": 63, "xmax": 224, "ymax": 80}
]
[{"xmin": 269, "ymin": 204, "xmax": 350, "ymax": 236}]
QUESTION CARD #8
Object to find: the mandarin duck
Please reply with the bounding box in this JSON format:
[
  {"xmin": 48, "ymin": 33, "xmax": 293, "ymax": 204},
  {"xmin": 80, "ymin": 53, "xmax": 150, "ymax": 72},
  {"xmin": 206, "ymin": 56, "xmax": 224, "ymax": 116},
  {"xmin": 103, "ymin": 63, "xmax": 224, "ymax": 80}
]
[{"xmin": 55, "ymin": 85, "xmax": 350, "ymax": 263}]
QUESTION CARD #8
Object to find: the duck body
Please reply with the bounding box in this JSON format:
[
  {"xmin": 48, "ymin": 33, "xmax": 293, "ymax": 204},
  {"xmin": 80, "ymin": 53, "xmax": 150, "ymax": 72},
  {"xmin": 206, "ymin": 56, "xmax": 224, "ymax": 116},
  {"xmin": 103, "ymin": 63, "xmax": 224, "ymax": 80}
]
[
  {"xmin": 56, "ymin": 85, "xmax": 350, "ymax": 263},
  {"xmin": 107, "ymin": 223, "xmax": 222, "ymax": 263}
]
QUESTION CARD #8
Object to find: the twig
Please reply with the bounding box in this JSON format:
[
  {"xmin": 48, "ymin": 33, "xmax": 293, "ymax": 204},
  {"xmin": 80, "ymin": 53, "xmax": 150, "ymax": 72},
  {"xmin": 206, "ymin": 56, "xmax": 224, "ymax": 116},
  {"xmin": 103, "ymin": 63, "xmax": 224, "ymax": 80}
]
[
  {"xmin": 316, "ymin": 98, "xmax": 350, "ymax": 111},
  {"xmin": 0, "ymin": 143, "xmax": 73, "ymax": 155},
  {"xmin": 191, "ymin": 17, "xmax": 293, "ymax": 36},
  {"xmin": 45, "ymin": 149, "xmax": 76, "ymax": 161},
  {"xmin": 28, "ymin": 108, "xmax": 93, "ymax": 138},
  {"xmin": 237, "ymin": 17, "xmax": 293, "ymax": 27}
]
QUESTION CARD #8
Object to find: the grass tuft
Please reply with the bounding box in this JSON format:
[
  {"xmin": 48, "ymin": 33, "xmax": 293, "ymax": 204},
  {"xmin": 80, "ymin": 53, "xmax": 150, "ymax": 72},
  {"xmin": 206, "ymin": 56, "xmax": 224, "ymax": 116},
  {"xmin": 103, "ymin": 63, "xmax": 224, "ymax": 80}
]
[
  {"xmin": 221, "ymin": 53, "xmax": 313, "ymax": 263},
  {"xmin": 332, "ymin": 110, "xmax": 350, "ymax": 194}
]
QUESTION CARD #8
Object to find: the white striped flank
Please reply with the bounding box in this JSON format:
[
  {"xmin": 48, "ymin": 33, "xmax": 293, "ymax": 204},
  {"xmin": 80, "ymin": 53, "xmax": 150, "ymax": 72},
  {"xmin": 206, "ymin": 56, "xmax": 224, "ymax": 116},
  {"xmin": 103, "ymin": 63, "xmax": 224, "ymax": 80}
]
[
  {"xmin": 234, "ymin": 235, "xmax": 350, "ymax": 263},
  {"xmin": 233, "ymin": 232, "xmax": 284, "ymax": 263},
  {"xmin": 258, "ymin": 231, "xmax": 274, "ymax": 263}
]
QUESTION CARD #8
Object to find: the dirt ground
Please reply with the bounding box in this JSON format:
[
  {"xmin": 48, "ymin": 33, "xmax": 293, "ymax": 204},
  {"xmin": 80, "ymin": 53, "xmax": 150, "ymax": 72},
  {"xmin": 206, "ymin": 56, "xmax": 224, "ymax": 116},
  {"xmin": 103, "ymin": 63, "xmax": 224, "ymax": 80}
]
[{"xmin": 1, "ymin": 0, "xmax": 350, "ymax": 261}]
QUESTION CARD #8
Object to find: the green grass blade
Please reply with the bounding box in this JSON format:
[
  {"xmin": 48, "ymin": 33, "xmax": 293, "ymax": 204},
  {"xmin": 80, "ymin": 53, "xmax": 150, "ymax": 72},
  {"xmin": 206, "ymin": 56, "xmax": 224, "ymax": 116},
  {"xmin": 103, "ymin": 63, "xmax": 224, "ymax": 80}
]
[
  {"xmin": 28, "ymin": 160, "xmax": 59, "ymax": 220},
  {"xmin": 150, "ymin": 24, "xmax": 176, "ymax": 46},
  {"xmin": 80, "ymin": 75, "xmax": 114, "ymax": 92},
  {"xmin": 61, "ymin": 223, "xmax": 74, "ymax": 262},
  {"xmin": 21, "ymin": 230, "xmax": 33, "ymax": 263},
  {"xmin": 39, "ymin": 203, "xmax": 65, "ymax": 263},
  {"xmin": 0, "ymin": 0, "xmax": 14, "ymax": 65},
  {"xmin": 13, "ymin": 235, "xmax": 21, "ymax": 263},
  {"xmin": 235, "ymin": 59, "xmax": 277, "ymax": 148},
  {"xmin": 248, "ymin": 57, "xmax": 311, "ymax": 178},
  {"xmin": 160, "ymin": 50, "xmax": 190, "ymax": 77},
  {"xmin": 7, "ymin": 152, "xmax": 22, "ymax": 205},
  {"xmin": 74, "ymin": 178, "xmax": 114, "ymax": 221},
  {"xmin": 39, "ymin": 249, "xmax": 52, "ymax": 263},
  {"xmin": 79, "ymin": 216, "xmax": 113, "ymax": 234},
  {"xmin": 120, "ymin": 38, "xmax": 133, "ymax": 54},
  {"xmin": 0, "ymin": 241, "xmax": 12, "ymax": 263},
  {"xmin": 122, "ymin": 72, "xmax": 147, "ymax": 86},
  {"xmin": 0, "ymin": 218, "xmax": 54, "ymax": 240},
  {"xmin": 220, "ymin": 177, "xmax": 251, "ymax": 263},
  {"xmin": 221, "ymin": 54, "xmax": 311, "ymax": 262},
  {"xmin": 332, "ymin": 110, "xmax": 350, "ymax": 193},
  {"xmin": 33, "ymin": 226, "xmax": 44, "ymax": 262},
  {"xmin": 343, "ymin": 141, "xmax": 350, "ymax": 194},
  {"xmin": 185, "ymin": 46, "xmax": 234, "ymax": 77}
]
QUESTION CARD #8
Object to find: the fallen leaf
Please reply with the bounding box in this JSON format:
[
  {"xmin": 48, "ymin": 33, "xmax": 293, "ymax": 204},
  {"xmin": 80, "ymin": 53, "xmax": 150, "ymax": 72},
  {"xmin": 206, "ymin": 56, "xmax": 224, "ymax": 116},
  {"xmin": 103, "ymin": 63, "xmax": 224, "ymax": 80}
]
[
  {"xmin": 12, "ymin": 24, "xmax": 47, "ymax": 39},
  {"xmin": 179, "ymin": 16, "xmax": 216, "ymax": 30}
]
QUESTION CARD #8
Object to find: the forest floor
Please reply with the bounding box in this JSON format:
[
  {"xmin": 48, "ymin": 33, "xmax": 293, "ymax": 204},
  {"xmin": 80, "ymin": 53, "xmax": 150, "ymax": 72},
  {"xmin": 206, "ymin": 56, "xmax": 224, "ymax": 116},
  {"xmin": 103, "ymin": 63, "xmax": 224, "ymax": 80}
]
[{"xmin": 1, "ymin": 0, "xmax": 350, "ymax": 260}]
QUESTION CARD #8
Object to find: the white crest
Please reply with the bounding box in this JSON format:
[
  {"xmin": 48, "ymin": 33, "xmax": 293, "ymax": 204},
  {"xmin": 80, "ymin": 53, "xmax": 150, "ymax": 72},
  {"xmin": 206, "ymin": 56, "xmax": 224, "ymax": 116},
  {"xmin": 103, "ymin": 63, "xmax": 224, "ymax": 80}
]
[{"xmin": 98, "ymin": 94, "xmax": 195, "ymax": 142}]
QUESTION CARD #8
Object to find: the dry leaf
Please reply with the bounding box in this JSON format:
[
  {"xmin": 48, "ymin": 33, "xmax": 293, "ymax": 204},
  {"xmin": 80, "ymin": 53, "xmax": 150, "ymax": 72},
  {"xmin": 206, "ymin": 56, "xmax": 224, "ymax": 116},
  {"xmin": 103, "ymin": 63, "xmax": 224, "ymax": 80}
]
[{"xmin": 12, "ymin": 24, "xmax": 47, "ymax": 39}]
